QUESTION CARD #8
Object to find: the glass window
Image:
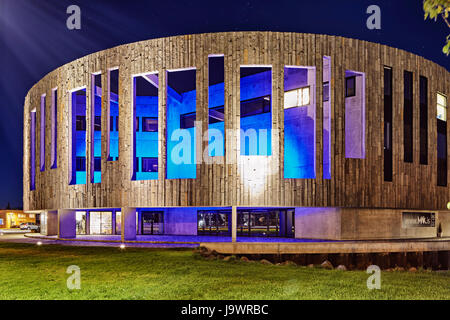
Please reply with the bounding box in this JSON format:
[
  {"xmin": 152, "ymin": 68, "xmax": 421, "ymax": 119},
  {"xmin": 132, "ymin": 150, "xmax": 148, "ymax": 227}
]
[
  {"xmin": 51, "ymin": 89, "xmax": 58, "ymax": 169},
  {"xmin": 323, "ymin": 56, "xmax": 331, "ymax": 179},
  {"xmin": 437, "ymin": 93, "xmax": 447, "ymax": 121},
  {"xmin": 345, "ymin": 70, "xmax": 365, "ymax": 159},
  {"xmin": 76, "ymin": 211, "xmax": 86, "ymax": 235},
  {"xmin": 437, "ymin": 93, "xmax": 447, "ymax": 187},
  {"xmin": 237, "ymin": 209, "xmax": 294, "ymax": 238},
  {"xmin": 419, "ymin": 76, "xmax": 428, "ymax": 165},
  {"xmin": 133, "ymin": 73, "xmax": 159, "ymax": 181},
  {"xmin": 142, "ymin": 157, "xmax": 158, "ymax": 172},
  {"xmin": 284, "ymin": 66, "xmax": 316, "ymax": 179},
  {"xmin": 384, "ymin": 67, "xmax": 393, "ymax": 181},
  {"xmin": 323, "ymin": 82, "xmax": 330, "ymax": 102},
  {"xmin": 142, "ymin": 117, "xmax": 157, "ymax": 132},
  {"xmin": 208, "ymin": 55, "xmax": 225, "ymax": 157},
  {"xmin": 40, "ymin": 94, "xmax": 46, "ymax": 172},
  {"xmin": 284, "ymin": 87, "xmax": 310, "ymax": 109},
  {"xmin": 115, "ymin": 211, "xmax": 121, "ymax": 235},
  {"xmin": 70, "ymin": 88, "xmax": 87, "ymax": 185},
  {"xmin": 180, "ymin": 112, "xmax": 196, "ymax": 129},
  {"xmin": 76, "ymin": 157, "xmax": 86, "ymax": 171},
  {"xmin": 166, "ymin": 68, "xmax": 197, "ymax": 179},
  {"xmin": 108, "ymin": 68, "xmax": 119, "ymax": 161},
  {"xmin": 197, "ymin": 210, "xmax": 230, "ymax": 236},
  {"xmin": 89, "ymin": 211, "xmax": 112, "ymax": 235},
  {"xmin": 76, "ymin": 116, "xmax": 86, "ymax": 131},
  {"xmin": 94, "ymin": 116, "xmax": 101, "ymax": 131},
  {"xmin": 240, "ymin": 66, "xmax": 272, "ymax": 156},
  {"xmin": 30, "ymin": 110, "xmax": 36, "ymax": 190},
  {"xmin": 345, "ymin": 76, "xmax": 356, "ymax": 97},
  {"xmin": 94, "ymin": 157, "xmax": 101, "ymax": 171},
  {"xmin": 404, "ymin": 71, "xmax": 414, "ymax": 163}
]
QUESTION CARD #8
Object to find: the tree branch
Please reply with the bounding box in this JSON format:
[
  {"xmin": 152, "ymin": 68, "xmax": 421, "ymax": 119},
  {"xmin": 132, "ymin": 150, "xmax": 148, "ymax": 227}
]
[{"xmin": 442, "ymin": 12, "xmax": 450, "ymax": 28}]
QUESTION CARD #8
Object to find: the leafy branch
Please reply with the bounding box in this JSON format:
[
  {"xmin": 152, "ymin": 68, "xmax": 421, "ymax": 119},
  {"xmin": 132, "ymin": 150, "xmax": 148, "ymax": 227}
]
[{"xmin": 423, "ymin": 0, "xmax": 450, "ymax": 55}]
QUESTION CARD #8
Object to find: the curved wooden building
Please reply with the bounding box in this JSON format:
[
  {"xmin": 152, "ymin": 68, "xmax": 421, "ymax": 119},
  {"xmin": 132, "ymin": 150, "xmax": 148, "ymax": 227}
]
[{"xmin": 23, "ymin": 32, "xmax": 450, "ymax": 240}]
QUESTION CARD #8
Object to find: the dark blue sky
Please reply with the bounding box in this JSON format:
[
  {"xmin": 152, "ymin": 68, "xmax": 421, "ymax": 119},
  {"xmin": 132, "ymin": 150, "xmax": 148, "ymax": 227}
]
[{"xmin": 0, "ymin": 0, "xmax": 448, "ymax": 208}]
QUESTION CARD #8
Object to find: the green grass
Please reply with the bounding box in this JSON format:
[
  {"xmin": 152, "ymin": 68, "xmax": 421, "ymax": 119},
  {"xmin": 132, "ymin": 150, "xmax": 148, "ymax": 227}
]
[{"xmin": 0, "ymin": 242, "xmax": 448, "ymax": 300}]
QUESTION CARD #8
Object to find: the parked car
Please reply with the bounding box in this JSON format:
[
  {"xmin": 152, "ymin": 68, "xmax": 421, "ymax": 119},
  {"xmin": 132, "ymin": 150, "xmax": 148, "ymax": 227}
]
[{"xmin": 20, "ymin": 222, "xmax": 40, "ymax": 232}]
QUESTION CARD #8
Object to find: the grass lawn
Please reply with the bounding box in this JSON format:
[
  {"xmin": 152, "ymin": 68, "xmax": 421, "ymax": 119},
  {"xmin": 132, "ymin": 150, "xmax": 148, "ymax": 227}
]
[{"xmin": 0, "ymin": 242, "xmax": 448, "ymax": 300}]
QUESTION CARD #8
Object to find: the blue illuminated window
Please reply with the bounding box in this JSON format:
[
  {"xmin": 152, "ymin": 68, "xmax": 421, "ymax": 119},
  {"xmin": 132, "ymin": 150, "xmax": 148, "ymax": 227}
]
[
  {"xmin": 208, "ymin": 55, "xmax": 225, "ymax": 157},
  {"xmin": 133, "ymin": 73, "xmax": 159, "ymax": 180},
  {"xmin": 70, "ymin": 88, "xmax": 87, "ymax": 185},
  {"xmin": 94, "ymin": 157, "xmax": 101, "ymax": 171},
  {"xmin": 91, "ymin": 73, "xmax": 102, "ymax": 183},
  {"xmin": 76, "ymin": 116, "xmax": 86, "ymax": 131},
  {"xmin": 142, "ymin": 157, "xmax": 158, "ymax": 172},
  {"xmin": 76, "ymin": 157, "xmax": 86, "ymax": 171},
  {"xmin": 30, "ymin": 110, "xmax": 36, "ymax": 190},
  {"xmin": 166, "ymin": 68, "xmax": 197, "ymax": 179},
  {"xmin": 108, "ymin": 68, "xmax": 119, "ymax": 161},
  {"xmin": 51, "ymin": 88, "xmax": 57, "ymax": 169},
  {"xmin": 284, "ymin": 66, "xmax": 316, "ymax": 179},
  {"xmin": 94, "ymin": 116, "xmax": 101, "ymax": 131},
  {"xmin": 240, "ymin": 66, "xmax": 272, "ymax": 156},
  {"xmin": 209, "ymin": 106, "xmax": 224, "ymax": 124},
  {"xmin": 142, "ymin": 117, "xmax": 158, "ymax": 132},
  {"xmin": 323, "ymin": 56, "xmax": 331, "ymax": 179},
  {"xmin": 40, "ymin": 94, "xmax": 46, "ymax": 172},
  {"xmin": 180, "ymin": 112, "xmax": 196, "ymax": 129}
]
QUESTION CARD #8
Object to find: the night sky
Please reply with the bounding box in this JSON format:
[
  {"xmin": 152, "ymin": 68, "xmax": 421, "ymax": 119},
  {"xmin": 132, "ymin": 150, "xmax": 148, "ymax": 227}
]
[{"xmin": 0, "ymin": 0, "xmax": 448, "ymax": 208}]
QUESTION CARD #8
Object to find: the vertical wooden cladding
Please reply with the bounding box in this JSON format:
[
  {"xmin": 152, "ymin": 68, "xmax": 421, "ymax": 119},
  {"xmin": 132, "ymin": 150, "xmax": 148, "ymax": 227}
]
[{"xmin": 23, "ymin": 32, "xmax": 450, "ymax": 211}]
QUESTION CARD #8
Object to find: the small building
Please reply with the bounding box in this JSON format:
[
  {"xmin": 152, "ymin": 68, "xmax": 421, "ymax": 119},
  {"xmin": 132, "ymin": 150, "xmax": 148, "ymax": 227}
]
[{"xmin": 0, "ymin": 210, "xmax": 37, "ymax": 229}]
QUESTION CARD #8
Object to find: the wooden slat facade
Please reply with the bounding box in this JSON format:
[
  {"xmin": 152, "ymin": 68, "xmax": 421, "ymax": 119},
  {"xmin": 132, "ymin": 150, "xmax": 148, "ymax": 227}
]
[{"xmin": 23, "ymin": 32, "xmax": 450, "ymax": 211}]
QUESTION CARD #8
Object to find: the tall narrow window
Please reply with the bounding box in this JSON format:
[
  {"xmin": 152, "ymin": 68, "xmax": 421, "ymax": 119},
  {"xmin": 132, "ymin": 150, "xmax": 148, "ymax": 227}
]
[
  {"xmin": 240, "ymin": 66, "xmax": 272, "ymax": 156},
  {"xmin": 384, "ymin": 67, "xmax": 393, "ymax": 181},
  {"xmin": 323, "ymin": 56, "xmax": 331, "ymax": 179},
  {"xmin": 51, "ymin": 88, "xmax": 57, "ymax": 169},
  {"xmin": 345, "ymin": 70, "xmax": 366, "ymax": 158},
  {"xmin": 419, "ymin": 76, "xmax": 428, "ymax": 165},
  {"xmin": 284, "ymin": 66, "xmax": 316, "ymax": 178},
  {"xmin": 40, "ymin": 94, "xmax": 46, "ymax": 171},
  {"xmin": 208, "ymin": 55, "xmax": 225, "ymax": 157},
  {"xmin": 133, "ymin": 72, "xmax": 159, "ymax": 180},
  {"xmin": 108, "ymin": 68, "xmax": 119, "ymax": 161},
  {"xmin": 91, "ymin": 73, "xmax": 102, "ymax": 183},
  {"xmin": 166, "ymin": 68, "xmax": 197, "ymax": 179},
  {"xmin": 30, "ymin": 109, "xmax": 36, "ymax": 190},
  {"xmin": 437, "ymin": 93, "xmax": 447, "ymax": 186},
  {"xmin": 403, "ymin": 71, "xmax": 413, "ymax": 163},
  {"xmin": 70, "ymin": 88, "xmax": 87, "ymax": 185}
]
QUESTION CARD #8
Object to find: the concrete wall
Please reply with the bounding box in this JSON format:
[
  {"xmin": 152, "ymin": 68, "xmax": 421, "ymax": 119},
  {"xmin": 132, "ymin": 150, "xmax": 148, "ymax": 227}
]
[
  {"xmin": 438, "ymin": 211, "xmax": 450, "ymax": 237},
  {"xmin": 341, "ymin": 209, "xmax": 439, "ymax": 240},
  {"xmin": 294, "ymin": 207, "xmax": 341, "ymax": 239},
  {"xmin": 294, "ymin": 207, "xmax": 447, "ymax": 240}
]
